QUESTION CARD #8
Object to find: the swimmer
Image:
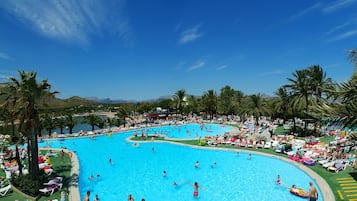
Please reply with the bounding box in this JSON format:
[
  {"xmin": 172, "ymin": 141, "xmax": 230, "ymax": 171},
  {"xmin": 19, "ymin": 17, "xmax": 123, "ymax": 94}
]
[
  {"xmin": 236, "ymin": 151, "xmax": 240, "ymax": 156},
  {"xmin": 195, "ymin": 161, "xmax": 200, "ymax": 168},
  {"xmin": 247, "ymin": 153, "xmax": 252, "ymax": 160},
  {"xmin": 276, "ymin": 175, "xmax": 281, "ymax": 186},
  {"xmin": 152, "ymin": 147, "xmax": 155, "ymax": 152},
  {"xmin": 163, "ymin": 170, "xmax": 167, "ymax": 177},
  {"xmin": 88, "ymin": 174, "xmax": 94, "ymax": 180},
  {"xmin": 211, "ymin": 162, "xmax": 217, "ymax": 168},
  {"xmin": 109, "ymin": 158, "xmax": 113, "ymax": 164}
]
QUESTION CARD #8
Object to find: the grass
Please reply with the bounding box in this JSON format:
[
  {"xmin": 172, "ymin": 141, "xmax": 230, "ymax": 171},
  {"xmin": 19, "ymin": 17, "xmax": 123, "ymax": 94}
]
[{"xmin": 1, "ymin": 150, "xmax": 72, "ymax": 201}]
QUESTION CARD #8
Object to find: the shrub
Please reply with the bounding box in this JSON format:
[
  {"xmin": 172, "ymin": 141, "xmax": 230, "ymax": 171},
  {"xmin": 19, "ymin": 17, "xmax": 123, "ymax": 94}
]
[{"xmin": 11, "ymin": 173, "xmax": 45, "ymax": 197}]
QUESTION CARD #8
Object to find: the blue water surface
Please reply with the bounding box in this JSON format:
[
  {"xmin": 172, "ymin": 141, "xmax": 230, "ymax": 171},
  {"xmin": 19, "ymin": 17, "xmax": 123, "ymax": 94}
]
[{"xmin": 39, "ymin": 124, "xmax": 323, "ymax": 201}]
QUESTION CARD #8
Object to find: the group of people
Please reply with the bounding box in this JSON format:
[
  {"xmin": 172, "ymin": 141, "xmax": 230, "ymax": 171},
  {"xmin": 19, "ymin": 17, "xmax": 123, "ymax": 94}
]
[
  {"xmin": 83, "ymin": 191, "xmax": 100, "ymax": 201},
  {"xmin": 276, "ymin": 175, "xmax": 318, "ymax": 201},
  {"xmin": 127, "ymin": 194, "xmax": 147, "ymax": 201}
]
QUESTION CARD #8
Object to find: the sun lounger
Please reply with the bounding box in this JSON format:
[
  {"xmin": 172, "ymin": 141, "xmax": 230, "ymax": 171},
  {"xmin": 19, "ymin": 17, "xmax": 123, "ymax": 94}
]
[
  {"xmin": 44, "ymin": 168, "xmax": 54, "ymax": 175},
  {"xmin": 39, "ymin": 183, "xmax": 62, "ymax": 195},
  {"xmin": 264, "ymin": 142, "xmax": 271, "ymax": 149},
  {"xmin": 43, "ymin": 177, "xmax": 63, "ymax": 186},
  {"xmin": 328, "ymin": 162, "xmax": 347, "ymax": 173},
  {"xmin": 323, "ymin": 161, "xmax": 336, "ymax": 168},
  {"xmin": 0, "ymin": 185, "xmax": 11, "ymax": 196}
]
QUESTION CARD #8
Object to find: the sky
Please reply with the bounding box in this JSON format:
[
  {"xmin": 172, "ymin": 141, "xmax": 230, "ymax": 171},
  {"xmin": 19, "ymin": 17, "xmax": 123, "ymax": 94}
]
[{"xmin": 0, "ymin": 0, "xmax": 356, "ymax": 101}]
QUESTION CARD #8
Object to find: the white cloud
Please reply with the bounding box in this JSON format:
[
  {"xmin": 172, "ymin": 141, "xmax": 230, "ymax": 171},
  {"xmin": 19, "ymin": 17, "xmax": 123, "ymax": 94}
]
[
  {"xmin": 187, "ymin": 60, "xmax": 205, "ymax": 71},
  {"xmin": 216, "ymin": 65, "xmax": 228, "ymax": 70},
  {"xmin": 323, "ymin": 0, "xmax": 357, "ymax": 13},
  {"xmin": 258, "ymin": 70, "xmax": 285, "ymax": 77},
  {"xmin": 325, "ymin": 21, "xmax": 353, "ymax": 36},
  {"xmin": 0, "ymin": 0, "xmax": 132, "ymax": 46},
  {"xmin": 290, "ymin": 3, "xmax": 322, "ymax": 21},
  {"xmin": 0, "ymin": 52, "xmax": 12, "ymax": 60},
  {"xmin": 179, "ymin": 24, "xmax": 203, "ymax": 44},
  {"xmin": 330, "ymin": 29, "xmax": 357, "ymax": 41}
]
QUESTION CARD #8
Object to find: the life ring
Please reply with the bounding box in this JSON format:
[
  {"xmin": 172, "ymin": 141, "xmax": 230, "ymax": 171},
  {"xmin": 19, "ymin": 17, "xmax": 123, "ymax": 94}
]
[{"xmin": 68, "ymin": 152, "xmax": 73, "ymax": 158}]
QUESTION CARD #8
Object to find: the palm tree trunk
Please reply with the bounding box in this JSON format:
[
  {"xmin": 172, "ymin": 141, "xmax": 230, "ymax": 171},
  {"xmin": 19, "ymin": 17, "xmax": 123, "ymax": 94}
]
[
  {"xmin": 15, "ymin": 145, "xmax": 22, "ymax": 174},
  {"xmin": 30, "ymin": 124, "xmax": 39, "ymax": 180},
  {"xmin": 304, "ymin": 94, "xmax": 309, "ymax": 131}
]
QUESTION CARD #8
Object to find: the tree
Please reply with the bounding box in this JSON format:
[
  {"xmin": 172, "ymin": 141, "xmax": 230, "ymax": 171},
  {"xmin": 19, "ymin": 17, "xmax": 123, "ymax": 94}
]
[
  {"xmin": 64, "ymin": 113, "xmax": 77, "ymax": 134},
  {"xmin": 172, "ymin": 89, "xmax": 187, "ymax": 119},
  {"xmin": 284, "ymin": 69, "xmax": 313, "ymax": 130},
  {"xmin": 41, "ymin": 113, "xmax": 56, "ymax": 136},
  {"xmin": 218, "ymin": 85, "xmax": 236, "ymax": 115},
  {"xmin": 54, "ymin": 116, "xmax": 66, "ymax": 134},
  {"xmin": 202, "ymin": 90, "xmax": 218, "ymax": 120},
  {"xmin": 247, "ymin": 93, "xmax": 268, "ymax": 124},
  {"xmin": 116, "ymin": 107, "xmax": 129, "ymax": 128},
  {"xmin": 0, "ymin": 86, "xmax": 25, "ymax": 175},
  {"xmin": 274, "ymin": 87, "xmax": 290, "ymax": 121},
  {"xmin": 84, "ymin": 114, "xmax": 101, "ymax": 131},
  {"xmin": 8, "ymin": 70, "xmax": 56, "ymax": 180}
]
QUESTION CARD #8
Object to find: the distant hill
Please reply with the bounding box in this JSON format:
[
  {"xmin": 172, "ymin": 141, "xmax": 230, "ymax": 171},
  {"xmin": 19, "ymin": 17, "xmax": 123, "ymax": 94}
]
[
  {"xmin": 85, "ymin": 97, "xmax": 136, "ymax": 104},
  {"xmin": 37, "ymin": 95, "xmax": 98, "ymax": 109}
]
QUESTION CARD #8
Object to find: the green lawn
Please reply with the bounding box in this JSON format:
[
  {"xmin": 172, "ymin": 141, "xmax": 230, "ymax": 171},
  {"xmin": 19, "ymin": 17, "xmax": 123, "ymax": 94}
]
[{"xmin": 1, "ymin": 150, "xmax": 72, "ymax": 201}]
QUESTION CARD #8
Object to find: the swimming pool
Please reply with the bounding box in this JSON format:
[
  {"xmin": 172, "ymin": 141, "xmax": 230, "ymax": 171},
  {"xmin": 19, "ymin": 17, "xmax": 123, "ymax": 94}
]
[
  {"xmin": 39, "ymin": 124, "xmax": 323, "ymax": 201},
  {"xmin": 138, "ymin": 123, "xmax": 231, "ymax": 139}
]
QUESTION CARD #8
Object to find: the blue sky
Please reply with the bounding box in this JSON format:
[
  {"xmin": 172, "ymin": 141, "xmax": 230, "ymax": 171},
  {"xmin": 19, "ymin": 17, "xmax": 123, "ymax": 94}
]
[{"xmin": 0, "ymin": 0, "xmax": 356, "ymax": 101}]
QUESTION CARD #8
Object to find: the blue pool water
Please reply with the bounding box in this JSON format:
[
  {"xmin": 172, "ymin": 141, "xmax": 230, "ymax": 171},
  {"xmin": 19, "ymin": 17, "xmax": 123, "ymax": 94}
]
[
  {"xmin": 137, "ymin": 124, "xmax": 231, "ymax": 139},
  {"xmin": 39, "ymin": 124, "xmax": 323, "ymax": 201}
]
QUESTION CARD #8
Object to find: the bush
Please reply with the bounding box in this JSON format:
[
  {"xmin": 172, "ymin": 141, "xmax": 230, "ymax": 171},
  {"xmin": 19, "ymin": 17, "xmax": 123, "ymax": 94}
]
[{"xmin": 11, "ymin": 173, "xmax": 45, "ymax": 197}]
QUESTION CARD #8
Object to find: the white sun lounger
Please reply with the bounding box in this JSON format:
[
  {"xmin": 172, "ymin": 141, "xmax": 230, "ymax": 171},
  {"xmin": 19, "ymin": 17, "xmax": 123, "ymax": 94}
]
[
  {"xmin": 39, "ymin": 183, "xmax": 62, "ymax": 195},
  {"xmin": 0, "ymin": 185, "xmax": 11, "ymax": 196}
]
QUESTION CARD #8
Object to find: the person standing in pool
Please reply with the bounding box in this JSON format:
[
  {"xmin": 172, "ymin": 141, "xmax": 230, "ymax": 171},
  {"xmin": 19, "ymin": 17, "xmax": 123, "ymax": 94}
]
[
  {"xmin": 128, "ymin": 194, "xmax": 135, "ymax": 201},
  {"xmin": 84, "ymin": 191, "xmax": 90, "ymax": 201},
  {"xmin": 309, "ymin": 182, "xmax": 318, "ymax": 201},
  {"xmin": 193, "ymin": 181, "xmax": 199, "ymax": 197}
]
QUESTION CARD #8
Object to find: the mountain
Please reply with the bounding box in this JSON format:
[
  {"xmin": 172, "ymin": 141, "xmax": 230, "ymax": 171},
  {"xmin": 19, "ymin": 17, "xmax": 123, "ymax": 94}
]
[{"xmin": 85, "ymin": 97, "xmax": 137, "ymax": 104}]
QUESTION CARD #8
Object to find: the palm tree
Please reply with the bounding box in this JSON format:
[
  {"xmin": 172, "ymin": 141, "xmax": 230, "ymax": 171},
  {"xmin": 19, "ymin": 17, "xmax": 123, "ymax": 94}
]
[
  {"xmin": 202, "ymin": 90, "xmax": 217, "ymax": 120},
  {"xmin": 184, "ymin": 95, "xmax": 199, "ymax": 115},
  {"xmin": 0, "ymin": 87, "xmax": 25, "ymax": 175},
  {"xmin": 348, "ymin": 48, "xmax": 357, "ymax": 80},
  {"xmin": 274, "ymin": 87, "xmax": 290, "ymax": 121},
  {"xmin": 308, "ymin": 65, "xmax": 334, "ymax": 103},
  {"xmin": 218, "ymin": 85, "xmax": 235, "ymax": 115},
  {"xmin": 116, "ymin": 107, "xmax": 129, "ymax": 127},
  {"xmin": 284, "ymin": 69, "xmax": 313, "ymax": 130},
  {"xmin": 247, "ymin": 93, "xmax": 268, "ymax": 124},
  {"xmin": 41, "ymin": 113, "xmax": 56, "ymax": 137},
  {"xmin": 55, "ymin": 116, "xmax": 66, "ymax": 134},
  {"xmin": 8, "ymin": 70, "xmax": 56, "ymax": 180},
  {"xmin": 84, "ymin": 114, "xmax": 101, "ymax": 131},
  {"xmin": 64, "ymin": 113, "xmax": 77, "ymax": 134},
  {"xmin": 172, "ymin": 89, "xmax": 187, "ymax": 119}
]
